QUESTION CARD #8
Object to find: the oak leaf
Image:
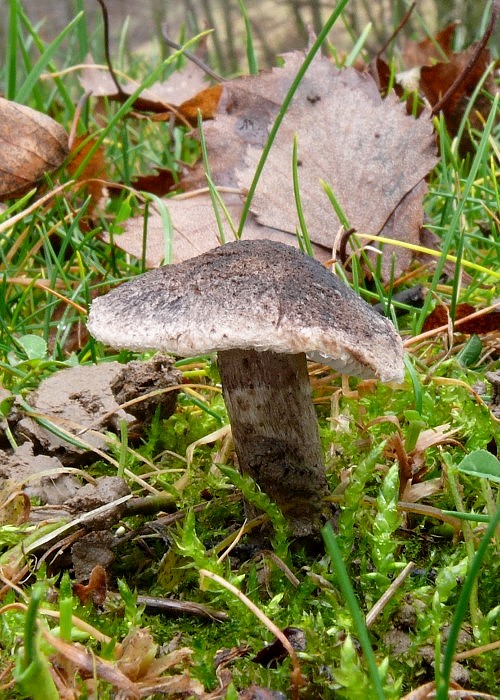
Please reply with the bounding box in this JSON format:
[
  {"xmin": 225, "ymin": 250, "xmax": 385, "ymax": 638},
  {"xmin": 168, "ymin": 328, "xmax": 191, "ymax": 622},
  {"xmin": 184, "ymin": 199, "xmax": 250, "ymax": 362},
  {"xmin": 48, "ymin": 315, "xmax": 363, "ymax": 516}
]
[{"xmin": 0, "ymin": 97, "xmax": 68, "ymax": 200}]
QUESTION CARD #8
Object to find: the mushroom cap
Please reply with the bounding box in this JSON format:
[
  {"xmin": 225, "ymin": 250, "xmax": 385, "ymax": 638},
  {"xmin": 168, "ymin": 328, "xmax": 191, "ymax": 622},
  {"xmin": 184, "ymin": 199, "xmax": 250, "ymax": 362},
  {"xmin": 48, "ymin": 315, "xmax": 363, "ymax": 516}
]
[{"xmin": 87, "ymin": 239, "xmax": 405, "ymax": 382}]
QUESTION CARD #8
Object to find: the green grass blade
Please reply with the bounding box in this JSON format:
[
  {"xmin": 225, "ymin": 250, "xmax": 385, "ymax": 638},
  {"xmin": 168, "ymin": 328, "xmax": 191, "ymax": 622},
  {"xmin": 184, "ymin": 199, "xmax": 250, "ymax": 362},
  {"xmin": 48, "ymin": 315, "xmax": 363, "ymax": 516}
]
[
  {"xmin": 417, "ymin": 92, "xmax": 499, "ymax": 331},
  {"xmin": 197, "ymin": 111, "xmax": 227, "ymax": 243},
  {"xmin": 321, "ymin": 179, "xmax": 351, "ymax": 229},
  {"xmin": 436, "ymin": 506, "xmax": 500, "ymax": 700},
  {"xmin": 322, "ymin": 523, "xmax": 386, "ymax": 699},
  {"xmin": 14, "ymin": 587, "xmax": 59, "ymax": 700},
  {"xmin": 344, "ymin": 22, "xmax": 372, "ymax": 66},
  {"xmin": 6, "ymin": 0, "xmax": 19, "ymax": 98},
  {"xmin": 15, "ymin": 13, "xmax": 83, "ymax": 104},
  {"xmin": 238, "ymin": 0, "xmax": 259, "ymax": 75},
  {"xmin": 403, "ymin": 354, "xmax": 423, "ymax": 414},
  {"xmin": 292, "ymin": 134, "xmax": 314, "ymax": 255}
]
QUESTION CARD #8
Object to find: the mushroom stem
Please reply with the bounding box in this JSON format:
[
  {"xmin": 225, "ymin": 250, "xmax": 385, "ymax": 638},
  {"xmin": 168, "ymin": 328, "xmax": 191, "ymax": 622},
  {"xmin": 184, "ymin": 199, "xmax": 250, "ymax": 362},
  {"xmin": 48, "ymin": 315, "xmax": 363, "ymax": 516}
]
[{"xmin": 217, "ymin": 348, "xmax": 329, "ymax": 537}]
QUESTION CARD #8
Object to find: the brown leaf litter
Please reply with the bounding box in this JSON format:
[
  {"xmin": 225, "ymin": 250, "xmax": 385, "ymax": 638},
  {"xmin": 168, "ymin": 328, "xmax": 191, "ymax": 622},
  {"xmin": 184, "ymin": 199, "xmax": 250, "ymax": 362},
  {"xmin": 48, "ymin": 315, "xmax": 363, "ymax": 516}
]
[
  {"xmin": 112, "ymin": 48, "xmax": 438, "ymax": 275},
  {"xmin": 0, "ymin": 97, "xmax": 68, "ymax": 201}
]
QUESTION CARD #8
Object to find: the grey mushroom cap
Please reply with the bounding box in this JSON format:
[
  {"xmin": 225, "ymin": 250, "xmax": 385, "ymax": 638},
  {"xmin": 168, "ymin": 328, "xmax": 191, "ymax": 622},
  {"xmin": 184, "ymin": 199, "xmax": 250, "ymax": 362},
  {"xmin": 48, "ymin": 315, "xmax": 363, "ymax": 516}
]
[{"xmin": 87, "ymin": 239, "xmax": 405, "ymax": 383}]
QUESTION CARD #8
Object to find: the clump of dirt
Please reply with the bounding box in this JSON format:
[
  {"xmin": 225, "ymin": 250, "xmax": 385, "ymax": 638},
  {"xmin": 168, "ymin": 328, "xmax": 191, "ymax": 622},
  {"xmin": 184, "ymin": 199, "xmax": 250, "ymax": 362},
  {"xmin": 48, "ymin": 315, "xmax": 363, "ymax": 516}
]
[
  {"xmin": 14, "ymin": 362, "xmax": 136, "ymax": 462},
  {"xmin": 0, "ymin": 441, "xmax": 80, "ymax": 504},
  {"xmin": 71, "ymin": 530, "xmax": 116, "ymax": 581},
  {"xmin": 110, "ymin": 353, "xmax": 182, "ymax": 421},
  {"xmin": 66, "ymin": 475, "xmax": 130, "ymax": 528},
  {"xmin": 7, "ymin": 355, "xmax": 181, "ymax": 465}
]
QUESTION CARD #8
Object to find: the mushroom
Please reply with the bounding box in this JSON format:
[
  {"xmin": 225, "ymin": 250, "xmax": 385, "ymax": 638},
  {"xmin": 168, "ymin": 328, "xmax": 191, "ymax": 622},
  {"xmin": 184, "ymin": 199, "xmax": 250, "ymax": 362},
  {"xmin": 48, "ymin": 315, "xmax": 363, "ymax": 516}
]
[{"xmin": 87, "ymin": 239, "xmax": 404, "ymax": 537}]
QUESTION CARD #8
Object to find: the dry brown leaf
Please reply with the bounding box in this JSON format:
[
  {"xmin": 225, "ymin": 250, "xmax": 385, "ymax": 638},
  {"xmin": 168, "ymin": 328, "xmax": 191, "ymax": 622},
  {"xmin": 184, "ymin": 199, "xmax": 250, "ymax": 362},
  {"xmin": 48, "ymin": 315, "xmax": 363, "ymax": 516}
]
[
  {"xmin": 79, "ymin": 56, "xmax": 221, "ymax": 123},
  {"xmin": 0, "ymin": 97, "xmax": 68, "ymax": 200},
  {"xmin": 42, "ymin": 631, "xmax": 140, "ymax": 695},
  {"xmin": 402, "ymin": 21, "xmax": 459, "ymax": 68},
  {"xmin": 423, "ymin": 303, "xmax": 500, "ymax": 334},
  {"xmin": 173, "ymin": 84, "xmax": 223, "ymax": 123},
  {"xmin": 104, "ymin": 192, "xmax": 331, "ymax": 267},
  {"xmin": 116, "ymin": 628, "xmax": 158, "ymax": 682},
  {"xmin": 115, "ymin": 632, "xmax": 204, "ymax": 698},
  {"xmin": 80, "ymin": 55, "xmax": 207, "ymax": 104},
  {"xmin": 126, "ymin": 168, "xmax": 176, "ymax": 197},
  {"xmin": 66, "ymin": 133, "xmax": 108, "ymax": 206},
  {"xmin": 234, "ymin": 53, "xmax": 437, "ymax": 278},
  {"xmin": 136, "ymin": 673, "xmax": 205, "ymax": 698},
  {"xmin": 104, "ymin": 194, "xmax": 223, "ymax": 266},
  {"xmin": 412, "ymin": 424, "xmax": 459, "ymax": 452},
  {"xmin": 142, "ymin": 647, "xmax": 195, "ymax": 679},
  {"xmin": 400, "ymin": 477, "xmax": 443, "ymax": 503},
  {"xmin": 421, "ymin": 43, "xmax": 496, "ymax": 147},
  {"xmin": 180, "ymin": 63, "xmax": 290, "ymax": 191},
  {"xmin": 73, "ymin": 564, "xmax": 108, "ymax": 605}
]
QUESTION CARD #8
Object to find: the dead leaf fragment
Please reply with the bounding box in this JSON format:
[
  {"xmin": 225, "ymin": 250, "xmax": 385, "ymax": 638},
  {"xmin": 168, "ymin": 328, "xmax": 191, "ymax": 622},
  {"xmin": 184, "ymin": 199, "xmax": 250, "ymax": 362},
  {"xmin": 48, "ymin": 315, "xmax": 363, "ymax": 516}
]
[
  {"xmin": 73, "ymin": 564, "xmax": 108, "ymax": 605},
  {"xmin": 423, "ymin": 303, "xmax": 500, "ymax": 334},
  {"xmin": 127, "ymin": 168, "xmax": 176, "ymax": 197},
  {"xmin": 66, "ymin": 133, "xmax": 108, "ymax": 206},
  {"xmin": 0, "ymin": 97, "xmax": 68, "ymax": 200},
  {"xmin": 42, "ymin": 630, "xmax": 141, "ymax": 696},
  {"xmin": 116, "ymin": 628, "xmax": 158, "ymax": 682},
  {"xmin": 105, "ymin": 192, "xmax": 330, "ymax": 267},
  {"xmin": 402, "ymin": 21, "xmax": 459, "ymax": 68},
  {"xmin": 79, "ymin": 56, "xmax": 222, "ymax": 123},
  {"xmin": 421, "ymin": 43, "xmax": 496, "ymax": 147}
]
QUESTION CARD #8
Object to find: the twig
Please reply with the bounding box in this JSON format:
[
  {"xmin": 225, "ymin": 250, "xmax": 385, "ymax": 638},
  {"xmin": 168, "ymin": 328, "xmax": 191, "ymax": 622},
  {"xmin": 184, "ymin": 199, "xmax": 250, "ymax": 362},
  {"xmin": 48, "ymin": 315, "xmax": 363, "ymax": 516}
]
[
  {"xmin": 161, "ymin": 25, "xmax": 223, "ymax": 82},
  {"xmin": 217, "ymin": 519, "xmax": 247, "ymax": 564},
  {"xmin": 199, "ymin": 569, "xmax": 305, "ymax": 699},
  {"xmin": 366, "ymin": 561, "xmax": 416, "ymax": 628},
  {"xmin": 376, "ymin": 2, "xmax": 416, "ymax": 57},
  {"xmin": 95, "ymin": 0, "xmax": 125, "ymax": 97},
  {"xmin": 137, "ymin": 594, "xmax": 229, "ymax": 622},
  {"xmin": 68, "ymin": 91, "xmax": 91, "ymax": 149},
  {"xmin": 453, "ymin": 639, "xmax": 500, "ymax": 662},
  {"xmin": 337, "ymin": 227, "xmax": 356, "ymax": 264}
]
